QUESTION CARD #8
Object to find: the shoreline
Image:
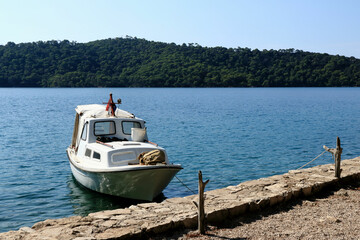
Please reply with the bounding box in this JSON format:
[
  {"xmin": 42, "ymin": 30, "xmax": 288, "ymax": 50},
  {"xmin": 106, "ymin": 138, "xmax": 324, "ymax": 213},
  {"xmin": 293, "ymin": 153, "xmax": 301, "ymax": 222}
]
[
  {"xmin": 1, "ymin": 157, "xmax": 360, "ymax": 239},
  {"xmin": 159, "ymin": 182, "xmax": 360, "ymax": 239}
]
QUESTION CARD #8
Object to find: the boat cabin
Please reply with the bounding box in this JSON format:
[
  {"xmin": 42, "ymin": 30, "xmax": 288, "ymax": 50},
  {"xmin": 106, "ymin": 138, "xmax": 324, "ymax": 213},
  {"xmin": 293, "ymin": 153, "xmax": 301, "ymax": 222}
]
[
  {"xmin": 81, "ymin": 118, "xmax": 146, "ymax": 143},
  {"xmin": 70, "ymin": 104, "xmax": 167, "ymax": 168}
]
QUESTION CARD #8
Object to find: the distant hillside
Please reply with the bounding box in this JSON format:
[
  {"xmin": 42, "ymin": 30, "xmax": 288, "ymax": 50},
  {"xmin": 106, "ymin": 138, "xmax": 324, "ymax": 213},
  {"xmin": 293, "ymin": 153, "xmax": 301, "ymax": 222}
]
[{"xmin": 0, "ymin": 37, "xmax": 359, "ymax": 87}]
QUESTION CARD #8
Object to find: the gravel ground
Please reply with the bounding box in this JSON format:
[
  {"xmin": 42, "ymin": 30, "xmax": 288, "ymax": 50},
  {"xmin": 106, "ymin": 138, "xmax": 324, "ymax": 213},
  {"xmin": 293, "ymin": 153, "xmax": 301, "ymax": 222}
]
[{"xmin": 154, "ymin": 183, "xmax": 360, "ymax": 240}]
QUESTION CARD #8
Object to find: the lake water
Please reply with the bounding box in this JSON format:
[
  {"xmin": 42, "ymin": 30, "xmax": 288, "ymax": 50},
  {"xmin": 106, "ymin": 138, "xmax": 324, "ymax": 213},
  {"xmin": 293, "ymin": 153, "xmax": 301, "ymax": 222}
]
[{"xmin": 0, "ymin": 88, "xmax": 359, "ymax": 232}]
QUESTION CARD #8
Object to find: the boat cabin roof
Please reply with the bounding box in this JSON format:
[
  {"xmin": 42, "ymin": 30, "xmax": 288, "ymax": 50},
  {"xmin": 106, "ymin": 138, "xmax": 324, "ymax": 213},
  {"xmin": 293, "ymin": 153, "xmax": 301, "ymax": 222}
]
[
  {"xmin": 76, "ymin": 104, "xmax": 135, "ymax": 119},
  {"xmin": 71, "ymin": 104, "xmax": 143, "ymax": 149}
]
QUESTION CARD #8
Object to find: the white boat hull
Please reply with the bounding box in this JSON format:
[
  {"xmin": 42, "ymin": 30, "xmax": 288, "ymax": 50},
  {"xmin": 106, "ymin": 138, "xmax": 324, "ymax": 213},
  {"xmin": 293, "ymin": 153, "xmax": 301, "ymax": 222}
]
[{"xmin": 68, "ymin": 154, "xmax": 182, "ymax": 201}]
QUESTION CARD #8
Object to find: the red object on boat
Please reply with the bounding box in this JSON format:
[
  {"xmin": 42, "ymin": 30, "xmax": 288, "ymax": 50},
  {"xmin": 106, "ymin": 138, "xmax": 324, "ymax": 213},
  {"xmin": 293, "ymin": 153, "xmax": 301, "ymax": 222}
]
[{"xmin": 106, "ymin": 93, "xmax": 117, "ymax": 116}]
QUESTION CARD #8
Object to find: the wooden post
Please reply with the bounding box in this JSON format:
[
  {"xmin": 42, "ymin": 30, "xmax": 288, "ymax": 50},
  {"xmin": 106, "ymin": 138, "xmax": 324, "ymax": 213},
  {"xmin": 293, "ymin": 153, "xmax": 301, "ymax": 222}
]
[
  {"xmin": 334, "ymin": 137, "xmax": 342, "ymax": 178},
  {"xmin": 193, "ymin": 171, "xmax": 209, "ymax": 234},
  {"xmin": 323, "ymin": 136, "xmax": 342, "ymax": 178}
]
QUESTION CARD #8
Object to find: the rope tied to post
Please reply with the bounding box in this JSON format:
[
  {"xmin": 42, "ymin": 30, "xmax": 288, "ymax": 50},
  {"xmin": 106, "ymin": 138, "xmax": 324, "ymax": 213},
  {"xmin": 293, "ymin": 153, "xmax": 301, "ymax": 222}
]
[
  {"xmin": 296, "ymin": 150, "xmax": 327, "ymax": 170},
  {"xmin": 175, "ymin": 175, "xmax": 197, "ymax": 194},
  {"xmin": 323, "ymin": 136, "xmax": 342, "ymax": 178},
  {"xmin": 296, "ymin": 137, "xmax": 343, "ymax": 177}
]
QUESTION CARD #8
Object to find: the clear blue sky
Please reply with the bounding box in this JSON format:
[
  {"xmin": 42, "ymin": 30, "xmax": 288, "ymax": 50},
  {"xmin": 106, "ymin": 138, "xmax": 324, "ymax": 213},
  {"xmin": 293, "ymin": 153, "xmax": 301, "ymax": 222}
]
[{"xmin": 1, "ymin": 0, "xmax": 359, "ymax": 58}]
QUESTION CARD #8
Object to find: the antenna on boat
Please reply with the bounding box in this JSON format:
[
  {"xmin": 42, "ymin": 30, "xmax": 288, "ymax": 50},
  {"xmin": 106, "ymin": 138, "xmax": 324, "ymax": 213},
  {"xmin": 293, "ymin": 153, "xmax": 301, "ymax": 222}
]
[{"xmin": 103, "ymin": 93, "xmax": 122, "ymax": 116}]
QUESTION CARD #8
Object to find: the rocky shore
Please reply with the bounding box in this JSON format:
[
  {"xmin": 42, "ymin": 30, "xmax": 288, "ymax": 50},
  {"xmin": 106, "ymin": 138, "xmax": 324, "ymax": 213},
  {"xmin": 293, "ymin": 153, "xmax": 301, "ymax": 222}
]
[
  {"xmin": 1, "ymin": 157, "xmax": 360, "ymax": 240},
  {"xmin": 156, "ymin": 182, "xmax": 360, "ymax": 239}
]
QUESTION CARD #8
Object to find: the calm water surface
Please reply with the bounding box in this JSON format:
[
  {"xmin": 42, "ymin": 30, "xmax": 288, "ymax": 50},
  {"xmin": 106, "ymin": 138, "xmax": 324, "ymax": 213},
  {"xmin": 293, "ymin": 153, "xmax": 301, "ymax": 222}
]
[{"xmin": 0, "ymin": 88, "xmax": 359, "ymax": 232}]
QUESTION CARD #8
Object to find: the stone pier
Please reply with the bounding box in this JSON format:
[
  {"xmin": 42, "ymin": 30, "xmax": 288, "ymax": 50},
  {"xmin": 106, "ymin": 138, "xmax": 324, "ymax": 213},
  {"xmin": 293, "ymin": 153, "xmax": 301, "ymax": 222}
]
[{"xmin": 1, "ymin": 157, "xmax": 360, "ymax": 240}]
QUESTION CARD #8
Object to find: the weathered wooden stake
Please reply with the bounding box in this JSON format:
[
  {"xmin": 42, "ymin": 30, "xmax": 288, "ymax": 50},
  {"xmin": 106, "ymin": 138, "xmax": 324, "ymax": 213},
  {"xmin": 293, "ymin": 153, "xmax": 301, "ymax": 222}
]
[
  {"xmin": 193, "ymin": 171, "xmax": 209, "ymax": 234},
  {"xmin": 323, "ymin": 136, "xmax": 342, "ymax": 178},
  {"xmin": 334, "ymin": 137, "xmax": 342, "ymax": 178}
]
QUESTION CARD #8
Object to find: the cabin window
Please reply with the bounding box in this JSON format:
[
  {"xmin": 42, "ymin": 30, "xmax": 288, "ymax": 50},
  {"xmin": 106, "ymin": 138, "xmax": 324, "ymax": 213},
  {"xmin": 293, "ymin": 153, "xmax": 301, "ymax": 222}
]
[
  {"xmin": 81, "ymin": 123, "xmax": 88, "ymax": 140},
  {"xmin": 122, "ymin": 121, "xmax": 141, "ymax": 135},
  {"xmin": 94, "ymin": 121, "xmax": 116, "ymax": 136},
  {"xmin": 85, "ymin": 148, "xmax": 92, "ymax": 158},
  {"xmin": 93, "ymin": 151, "xmax": 101, "ymax": 160},
  {"xmin": 112, "ymin": 151, "xmax": 136, "ymax": 163}
]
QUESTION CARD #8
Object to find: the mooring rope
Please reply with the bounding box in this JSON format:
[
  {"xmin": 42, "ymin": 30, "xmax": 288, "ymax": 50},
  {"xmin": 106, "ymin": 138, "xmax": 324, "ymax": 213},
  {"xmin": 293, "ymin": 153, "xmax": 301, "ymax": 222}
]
[
  {"xmin": 175, "ymin": 150, "xmax": 330, "ymax": 194},
  {"xmin": 175, "ymin": 175, "xmax": 197, "ymax": 194},
  {"xmin": 296, "ymin": 150, "xmax": 327, "ymax": 170}
]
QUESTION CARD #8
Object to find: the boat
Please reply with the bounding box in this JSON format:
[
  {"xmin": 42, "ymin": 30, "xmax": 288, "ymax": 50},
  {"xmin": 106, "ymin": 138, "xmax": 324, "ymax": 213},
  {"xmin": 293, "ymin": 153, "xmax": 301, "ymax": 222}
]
[{"xmin": 66, "ymin": 93, "xmax": 182, "ymax": 201}]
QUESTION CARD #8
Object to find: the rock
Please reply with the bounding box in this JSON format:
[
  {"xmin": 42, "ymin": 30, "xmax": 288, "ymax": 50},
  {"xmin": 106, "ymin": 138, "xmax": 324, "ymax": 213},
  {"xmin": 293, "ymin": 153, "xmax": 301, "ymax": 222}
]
[
  {"xmin": 288, "ymin": 170, "xmax": 302, "ymax": 174},
  {"xmin": 302, "ymin": 200, "xmax": 315, "ymax": 206},
  {"xmin": 119, "ymin": 219, "xmax": 140, "ymax": 227},
  {"xmin": 147, "ymin": 219, "xmax": 174, "ymax": 234},
  {"xmin": 265, "ymin": 183, "xmax": 288, "ymax": 192},
  {"xmin": 32, "ymin": 219, "xmax": 58, "ymax": 230},
  {"xmin": 95, "ymin": 227, "xmax": 136, "ymax": 239},
  {"xmin": 100, "ymin": 220, "xmax": 117, "ymax": 228},
  {"xmin": 110, "ymin": 215, "xmax": 127, "ymax": 221},
  {"xmin": 88, "ymin": 212, "xmax": 112, "ymax": 220},
  {"xmin": 319, "ymin": 216, "xmax": 341, "ymax": 223},
  {"xmin": 154, "ymin": 207, "xmax": 171, "ymax": 213},
  {"xmin": 137, "ymin": 202, "xmax": 158, "ymax": 208},
  {"xmin": 73, "ymin": 237, "xmax": 96, "ymax": 240},
  {"xmin": 37, "ymin": 226, "xmax": 66, "ymax": 238},
  {"xmin": 108, "ymin": 209, "xmax": 132, "ymax": 215},
  {"xmin": 334, "ymin": 189, "xmax": 349, "ymax": 196},
  {"xmin": 19, "ymin": 227, "xmax": 35, "ymax": 233}
]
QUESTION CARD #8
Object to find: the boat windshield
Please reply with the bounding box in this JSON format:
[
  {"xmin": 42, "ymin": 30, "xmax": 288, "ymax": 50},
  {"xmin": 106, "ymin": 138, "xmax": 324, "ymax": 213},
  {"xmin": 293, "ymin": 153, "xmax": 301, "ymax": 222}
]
[
  {"xmin": 94, "ymin": 121, "xmax": 116, "ymax": 136},
  {"xmin": 122, "ymin": 121, "xmax": 141, "ymax": 135}
]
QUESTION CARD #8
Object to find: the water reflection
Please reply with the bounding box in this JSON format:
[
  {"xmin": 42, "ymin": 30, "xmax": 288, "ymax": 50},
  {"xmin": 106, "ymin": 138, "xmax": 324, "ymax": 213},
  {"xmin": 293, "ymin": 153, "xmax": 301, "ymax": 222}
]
[{"xmin": 66, "ymin": 175, "xmax": 165, "ymax": 216}]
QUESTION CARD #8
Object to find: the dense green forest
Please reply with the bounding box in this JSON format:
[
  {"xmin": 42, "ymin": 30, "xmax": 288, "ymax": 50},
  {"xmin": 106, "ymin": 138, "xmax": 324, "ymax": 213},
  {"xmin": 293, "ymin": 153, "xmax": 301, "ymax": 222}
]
[{"xmin": 0, "ymin": 37, "xmax": 359, "ymax": 87}]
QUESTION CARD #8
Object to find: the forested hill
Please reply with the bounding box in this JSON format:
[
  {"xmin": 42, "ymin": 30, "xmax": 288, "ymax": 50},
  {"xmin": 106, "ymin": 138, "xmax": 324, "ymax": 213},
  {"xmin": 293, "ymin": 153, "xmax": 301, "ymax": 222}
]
[{"xmin": 1, "ymin": 37, "xmax": 360, "ymax": 87}]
